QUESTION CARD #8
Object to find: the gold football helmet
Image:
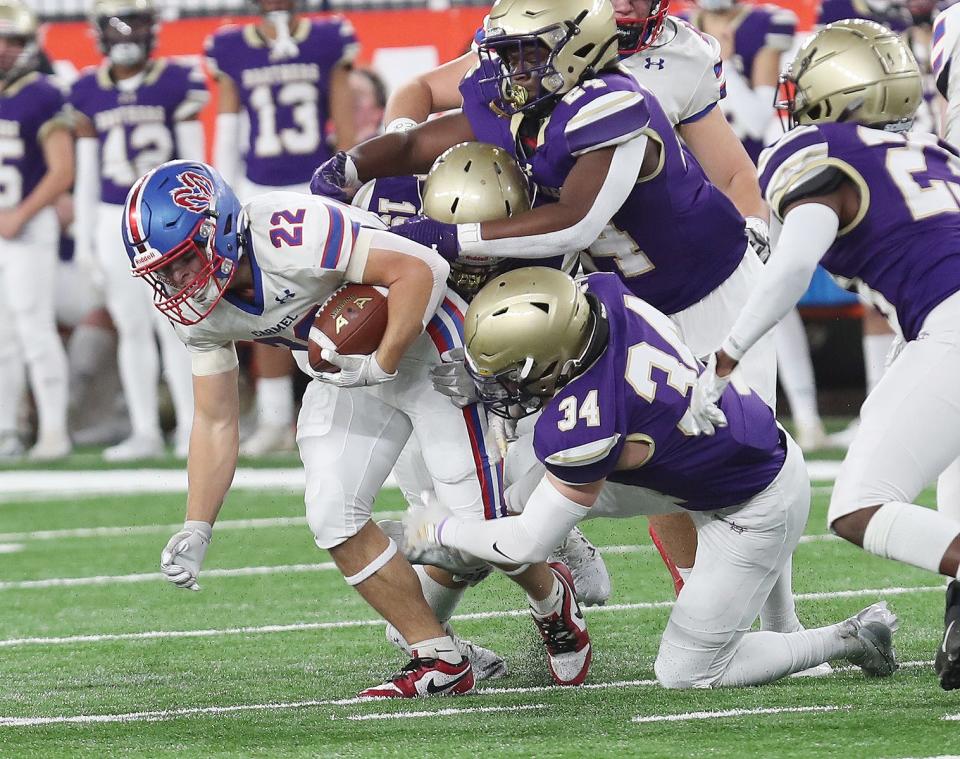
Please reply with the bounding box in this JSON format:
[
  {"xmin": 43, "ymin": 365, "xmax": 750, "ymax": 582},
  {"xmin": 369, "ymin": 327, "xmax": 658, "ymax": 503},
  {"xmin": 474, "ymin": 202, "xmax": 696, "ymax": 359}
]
[
  {"xmin": 91, "ymin": 0, "xmax": 157, "ymax": 67},
  {"xmin": 0, "ymin": 0, "xmax": 38, "ymax": 80},
  {"xmin": 478, "ymin": 0, "xmax": 620, "ymax": 112},
  {"xmin": 779, "ymin": 18, "xmax": 922, "ymax": 132},
  {"xmin": 423, "ymin": 142, "xmax": 532, "ymax": 298},
  {"xmin": 464, "ymin": 267, "xmax": 600, "ymax": 417}
]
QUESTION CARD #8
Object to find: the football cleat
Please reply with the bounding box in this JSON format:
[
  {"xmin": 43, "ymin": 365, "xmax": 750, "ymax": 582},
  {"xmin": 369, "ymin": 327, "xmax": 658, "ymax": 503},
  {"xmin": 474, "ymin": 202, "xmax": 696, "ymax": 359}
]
[
  {"xmin": 27, "ymin": 432, "xmax": 71, "ymax": 462},
  {"xmin": 548, "ymin": 527, "xmax": 611, "ymax": 606},
  {"xmin": 531, "ymin": 562, "xmax": 592, "ymax": 686},
  {"xmin": 103, "ymin": 433, "xmax": 164, "ymax": 462},
  {"xmin": 841, "ymin": 601, "xmax": 899, "ymax": 677},
  {"xmin": 386, "ymin": 622, "xmax": 508, "ymax": 681},
  {"xmin": 358, "ymin": 655, "xmax": 474, "ymax": 698},
  {"xmin": 935, "ymin": 580, "xmax": 960, "ymax": 691},
  {"xmin": 239, "ymin": 423, "xmax": 295, "ymax": 457}
]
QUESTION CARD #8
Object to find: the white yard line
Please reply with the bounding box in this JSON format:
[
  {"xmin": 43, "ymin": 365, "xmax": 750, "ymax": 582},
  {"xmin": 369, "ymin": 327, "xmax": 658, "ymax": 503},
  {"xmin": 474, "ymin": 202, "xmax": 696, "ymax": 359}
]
[
  {"xmin": 345, "ymin": 704, "xmax": 547, "ymax": 721},
  {"xmin": 0, "ymin": 543, "xmax": 23, "ymax": 554},
  {"xmin": 0, "ymin": 585, "xmax": 944, "ymax": 649},
  {"xmin": 632, "ymin": 705, "xmax": 848, "ymax": 724}
]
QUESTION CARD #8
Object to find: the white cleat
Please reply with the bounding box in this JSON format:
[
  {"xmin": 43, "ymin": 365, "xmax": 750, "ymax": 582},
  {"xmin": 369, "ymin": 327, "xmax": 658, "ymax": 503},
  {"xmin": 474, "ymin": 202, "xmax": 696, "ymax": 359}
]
[
  {"xmin": 386, "ymin": 622, "xmax": 508, "ymax": 682},
  {"xmin": 793, "ymin": 419, "xmax": 830, "ymax": 453},
  {"xmin": 103, "ymin": 434, "xmax": 165, "ymax": 462},
  {"xmin": 27, "ymin": 433, "xmax": 72, "ymax": 462},
  {"xmin": 841, "ymin": 601, "xmax": 899, "ymax": 677},
  {"xmin": 531, "ymin": 563, "xmax": 592, "ymax": 686},
  {"xmin": 548, "ymin": 527, "xmax": 611, "ymax": 607},
  {"xmin": 239, "ymin": 424, "xmax": 296, "ymax": 457}
]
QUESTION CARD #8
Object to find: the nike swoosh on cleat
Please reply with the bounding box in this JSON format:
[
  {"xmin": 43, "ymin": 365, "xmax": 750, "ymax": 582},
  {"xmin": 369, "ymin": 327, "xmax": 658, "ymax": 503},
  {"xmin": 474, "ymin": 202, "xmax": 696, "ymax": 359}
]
[
  {"xmin": 944, "ymin": 620, "xmax": 957, "ymax": 654},
  {"xmin": 425, "ymin": 670, "xmax": 470, "ymax": 694}
]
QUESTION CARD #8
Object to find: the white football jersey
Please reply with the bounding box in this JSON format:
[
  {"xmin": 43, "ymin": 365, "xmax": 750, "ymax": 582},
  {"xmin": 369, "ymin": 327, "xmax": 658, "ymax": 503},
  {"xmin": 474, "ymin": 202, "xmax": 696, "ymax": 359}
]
[
  {"xmin": 174, "ymin": 191, "xmax": 386, "ymax": 370},
  {"xmin": 619, "ymin": 17, "xmax": 725, "ymax": 127},
  {"xmin": 933, "ymin": 3, "xmax": 960, "ymax": 146}
]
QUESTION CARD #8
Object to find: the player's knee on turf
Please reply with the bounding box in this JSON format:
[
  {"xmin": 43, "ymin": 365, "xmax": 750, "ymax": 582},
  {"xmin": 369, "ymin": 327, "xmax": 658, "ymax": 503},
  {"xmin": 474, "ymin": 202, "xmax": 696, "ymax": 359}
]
[{"xmin": 654, "ymin": 627, "xmax": 737, "ymax": 689}]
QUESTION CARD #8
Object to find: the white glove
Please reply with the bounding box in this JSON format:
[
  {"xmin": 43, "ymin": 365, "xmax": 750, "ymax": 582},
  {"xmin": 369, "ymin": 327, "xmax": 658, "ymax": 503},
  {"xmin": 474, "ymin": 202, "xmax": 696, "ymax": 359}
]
[
  {"xmin": 688, "ymin": 353, "xmax": 730, "ymax": 436},
  {"xmin": 160, "ymin": 520, "xmax": 212, "ymax": 591},
  {"xmin": 430, "ymin": 348, "xmax": 479, "ymax": 408},
  {"xmin": 403, "ymin": 499, "xmax": 455, "ymax": 554},
  {"xmin": 315, "ymin": 350, "xmax": 397, "ymax": 388},
  {"xmin": 745, "ymin": 216, "xmax": 771, "ymax": 264},
  {"xmin": 490, "ymin": 414, "xmax": 518, "ymax": 458}
]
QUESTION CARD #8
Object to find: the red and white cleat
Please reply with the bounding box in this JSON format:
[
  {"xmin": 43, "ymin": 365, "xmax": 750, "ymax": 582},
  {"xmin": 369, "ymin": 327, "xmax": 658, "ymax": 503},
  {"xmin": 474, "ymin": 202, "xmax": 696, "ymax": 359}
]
[
  {"xmin": 359, "ymin": 655, "xmax": 475, "ymax": 698},
  {"xmin": 531, "ymin": 562, "xmax": 592, "ymax": 686}
]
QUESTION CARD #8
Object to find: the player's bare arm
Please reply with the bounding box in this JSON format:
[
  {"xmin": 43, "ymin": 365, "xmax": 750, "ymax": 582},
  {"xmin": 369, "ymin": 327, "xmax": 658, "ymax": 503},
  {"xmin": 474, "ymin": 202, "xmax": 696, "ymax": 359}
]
[
  {"xmin": 0, "ymin": 125, "xmax": 73, "ymax": 240},
  {"xmin": 384, "ymin": 51, "xmax": 474, "ymax": 127},
  {"xmin": 353, "ymin": 111, "xmax": 476, "ymax": 179},
  {"xmin": 329, "ymin": 62, "xmax": 357, "ymax": 151}
]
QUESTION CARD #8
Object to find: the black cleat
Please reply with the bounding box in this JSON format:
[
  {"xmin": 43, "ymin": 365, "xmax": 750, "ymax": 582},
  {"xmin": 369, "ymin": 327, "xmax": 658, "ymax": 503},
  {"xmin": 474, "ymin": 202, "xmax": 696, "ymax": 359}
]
[{"xmin": 935, "ymin": 580, "xmax": 960, "ymax": 691}]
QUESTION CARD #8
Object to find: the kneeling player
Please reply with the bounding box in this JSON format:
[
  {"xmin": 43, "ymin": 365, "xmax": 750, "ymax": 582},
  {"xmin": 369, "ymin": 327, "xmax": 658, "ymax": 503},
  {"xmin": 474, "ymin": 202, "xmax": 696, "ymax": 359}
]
[{"xmin": 406, "ymin": 267, "xmax": 899, "ymax": 688}]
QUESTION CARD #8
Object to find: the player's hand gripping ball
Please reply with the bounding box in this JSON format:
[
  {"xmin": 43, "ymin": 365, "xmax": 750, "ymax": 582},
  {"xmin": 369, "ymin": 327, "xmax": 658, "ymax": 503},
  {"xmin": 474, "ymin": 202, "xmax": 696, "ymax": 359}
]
[{"xmin": 308, "ymin": 284, "xmax": 389, "ymax": 373}]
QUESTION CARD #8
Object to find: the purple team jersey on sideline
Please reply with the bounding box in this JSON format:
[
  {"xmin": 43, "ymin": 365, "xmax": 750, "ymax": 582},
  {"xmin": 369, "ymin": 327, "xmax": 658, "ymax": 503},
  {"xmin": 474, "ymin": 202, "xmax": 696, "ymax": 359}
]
[
  {"xmin": 817, "ymin": 0, "xmax": 912, "ymax": 30},
  {"xmin": 458, "ymin": 66, "xmax": 748, "ymax": 315},
  {"xmin": 69, "ymin": 60, "xmax": 209, "ymax": 205},
  {"xmin": 0, "ymin": 72, "xmax": 67, "ymax": 208},
  {"xmin": 533, "ymin": 273, "xmax": 785, "ymax": 510},
  {"xmin": 759, "ymin": 123, "xmax": 960, "ymax": 341},
  {"xmin": 205, "ymin": 18, "xmax": 358, "ymax": 187}
]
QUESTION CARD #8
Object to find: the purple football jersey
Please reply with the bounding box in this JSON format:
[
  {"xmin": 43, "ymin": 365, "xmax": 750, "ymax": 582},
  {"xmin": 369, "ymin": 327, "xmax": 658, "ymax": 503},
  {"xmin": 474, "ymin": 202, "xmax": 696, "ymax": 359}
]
[
  {"xmin": 0, "ymin": 72, "xmax": 68, "ymax": 210},
  {"xmin": 533, "ymin": 273, "xmax": 785, "ymax": 509},
  {"xmin": 353, "ymin": 175, "xmax": 422, "ymax": 227},
  {"xmin": 759, "ymin": 123, "xmax": 960, "ymax": 340},
  {"xmin": 205, "ymin": 17, "xmax": 359, "ymax": 187},
  {"xmin": 459, "ymin": 68, "xmax": 748, "ymax": 315},
  {"xmin": 817, "ymin": 0, "xmax": 912, "ymax": 31},
  {"xmin": 69, "ymin": 60, "xmax": 210, "ymax": 205}
]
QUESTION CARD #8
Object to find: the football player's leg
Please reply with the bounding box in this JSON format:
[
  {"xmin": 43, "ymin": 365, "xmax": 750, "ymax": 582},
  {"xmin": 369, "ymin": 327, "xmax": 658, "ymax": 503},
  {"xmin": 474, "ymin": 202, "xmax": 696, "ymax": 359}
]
[
  {"xmin": 775, "ymin": 309, "xmax": 827, "ymax": 451},
  {"xmin": 152, "ymin": 309, "xmax": 195, "ymax": 457},
  {"xmin": 96, "ymin": 203, "xmax": 164, "ymax": 458},
  {"xmin": 936, "ymin": 456, "xmax": 960, "ymax": 524},
  {"xmin": 7, "ymin": 208, "xmax": 70, "ymax": 457},
  {"xmin": 0, "ymin": 272, "xmax": 25, "ymax": 456},
  {"xmin": 240, "ymin": 343, "xmax": 296, "ymax": 456},
  {"xmin": 298, "ymin": 381, "xmax": 470, "ymax": 696}
]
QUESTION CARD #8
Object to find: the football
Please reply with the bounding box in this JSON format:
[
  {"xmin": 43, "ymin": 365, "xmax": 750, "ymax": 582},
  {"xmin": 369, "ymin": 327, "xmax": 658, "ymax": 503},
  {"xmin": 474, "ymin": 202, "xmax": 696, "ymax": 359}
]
[{"xmin": 308, "ymin": 284, "xmax": 389, "ymax": 373}]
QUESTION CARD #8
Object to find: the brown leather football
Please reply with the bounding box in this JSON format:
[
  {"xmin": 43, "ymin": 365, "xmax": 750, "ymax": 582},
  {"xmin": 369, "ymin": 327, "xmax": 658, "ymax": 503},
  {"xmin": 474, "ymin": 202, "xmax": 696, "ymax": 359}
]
[{"xmin": 308, "ymin": 285, "xmax": 388, "ymax": 373}]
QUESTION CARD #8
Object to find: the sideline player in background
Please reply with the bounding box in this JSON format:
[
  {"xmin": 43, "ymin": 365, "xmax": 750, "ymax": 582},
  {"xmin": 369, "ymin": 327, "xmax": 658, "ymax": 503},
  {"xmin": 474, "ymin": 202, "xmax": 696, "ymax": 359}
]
[
  {"xmin": 205, "ymin": 0, "xmax": 357, "ymax": 457},
  {"xmin": 0, "ymin": 0, "xmax": 73, "ymax": 461},
  {"xmin": 405, "ymin": 266, "xmax": 900, "ymax": 690},
  {"xmin": 71, "ymin": 0, "xmax": 208, "ymax": 461},
  {"xmin": 691, "ymin": 20, "xmax": 960, "ymax": 690}
]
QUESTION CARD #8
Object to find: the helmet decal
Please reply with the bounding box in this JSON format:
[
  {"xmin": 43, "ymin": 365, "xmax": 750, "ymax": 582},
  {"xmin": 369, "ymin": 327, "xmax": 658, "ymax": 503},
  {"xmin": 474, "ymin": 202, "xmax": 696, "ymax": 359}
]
[{"xmin": 170, "ymin": 171, "xmax": 215, "ymax": 213}]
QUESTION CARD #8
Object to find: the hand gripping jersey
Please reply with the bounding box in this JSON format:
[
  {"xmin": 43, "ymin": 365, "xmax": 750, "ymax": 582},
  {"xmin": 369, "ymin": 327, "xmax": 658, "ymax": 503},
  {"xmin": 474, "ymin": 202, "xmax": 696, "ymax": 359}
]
[
  {"xmin": 0, "ymin": 72, "xmax": 70, "ymax": 211},
  {"xmin": 69, "ymin": 60, "xmax": 209, "ymax": 206},
  {"xmin": 533, "ymin": 273, "xmax": 785, "ymax": 509},
  {"xmin": 205, "ymin": 18, "xmax": 359, "ymax": 188},
  {"xmin": 759, "ymin": 123, "xmax": 960, "ymax": 340},
  {"xmin": 619, "ymin": 17, "xmax": 726, "ymax": 128}
]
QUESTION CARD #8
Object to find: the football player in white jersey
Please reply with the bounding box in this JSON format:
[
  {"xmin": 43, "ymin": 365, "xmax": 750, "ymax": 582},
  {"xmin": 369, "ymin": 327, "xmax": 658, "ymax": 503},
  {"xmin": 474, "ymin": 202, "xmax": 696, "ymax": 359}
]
[
  {"xmin": 124, "ymin": 160, "xmax": 592, "ymax": 696},
  {"xmin": 71, "ymin": 0, "xmax": 209, "ymax": 461},
  {"xmin": 205, "ymin": 0, "xmax": 358, "ymax": 457},
  {"xmin": 0, "ymin": 0, "xmax": 73, "ymax": 460}
]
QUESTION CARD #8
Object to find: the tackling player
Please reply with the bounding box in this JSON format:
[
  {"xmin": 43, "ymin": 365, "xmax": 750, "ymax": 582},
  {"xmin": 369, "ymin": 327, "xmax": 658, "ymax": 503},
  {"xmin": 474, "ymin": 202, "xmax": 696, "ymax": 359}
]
[
  {"xmin": 0, "ymin": 0, "xmax": 73, "ymax": 461},
  {"xmin": 70, "ymin": 0, "xmax": 208, "ymax": 461},
  {"xmin": 690, "ymin": 20, "xmax": 960, "ymax": 691},
  {"xmin": 404, "ymin": 266, "xmax": 900, "ymax": 689},
  {"xmin": 205, "ymin": 0, "xmax": 358, "ymax": 457}
]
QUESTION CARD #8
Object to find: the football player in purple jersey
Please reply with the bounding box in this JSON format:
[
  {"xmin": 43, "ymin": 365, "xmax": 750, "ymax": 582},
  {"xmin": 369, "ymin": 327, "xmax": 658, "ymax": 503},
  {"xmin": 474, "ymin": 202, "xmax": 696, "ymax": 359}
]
[
  {"xmin": 205, "ymin": 0, "xmax": 358, "ymax": 458},
  {"xmin": 403, "ymin": 266, "xmax": 900, "ymax": 689},
  {"xmin": 70, "ymin": 0, "xmax": 209, "ymax": 462},
  {"xmin": 691, "ymin": 20, "xmax": 960, "ymax": 690},
  {"xmin": 0, "ymin": 0, "xmax": 73, "ymax": 461}
]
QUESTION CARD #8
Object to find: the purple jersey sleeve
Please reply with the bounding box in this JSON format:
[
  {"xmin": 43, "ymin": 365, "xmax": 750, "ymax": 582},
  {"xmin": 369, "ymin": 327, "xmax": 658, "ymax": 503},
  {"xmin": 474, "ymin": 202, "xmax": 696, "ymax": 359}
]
[
  {"xmin": 555, "ymin": 77, "xmax": 651, "ymax": 157},
  {"xmin": 353, "ymin": 175, "xmax": 422, "ymax": 227}
]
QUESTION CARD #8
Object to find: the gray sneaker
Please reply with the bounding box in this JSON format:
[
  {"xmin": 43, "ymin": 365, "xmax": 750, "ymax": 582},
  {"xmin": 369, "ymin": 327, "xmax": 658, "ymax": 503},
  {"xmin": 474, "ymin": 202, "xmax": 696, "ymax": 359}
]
[
  {"xmin": 385, "ymin": 621, "xmax": 508, "ymax": 681},
  {"xmin": 548, "ymin": 527, "xmax": 611, "ymax": 607},
  {"xmin": 842, "ymin": 601, "xmax": 899, "ymax": 677}
]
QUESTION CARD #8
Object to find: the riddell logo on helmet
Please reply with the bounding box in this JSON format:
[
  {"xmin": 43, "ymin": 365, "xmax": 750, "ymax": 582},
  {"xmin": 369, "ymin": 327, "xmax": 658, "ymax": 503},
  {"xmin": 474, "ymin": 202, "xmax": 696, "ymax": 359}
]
[
  {"xmin": 170, "ymin": 171, "xmax": 215, "ymax": 212},
  {"xmin": 133, "ymin": 247, "xmax": 163, "ymax": 268}
]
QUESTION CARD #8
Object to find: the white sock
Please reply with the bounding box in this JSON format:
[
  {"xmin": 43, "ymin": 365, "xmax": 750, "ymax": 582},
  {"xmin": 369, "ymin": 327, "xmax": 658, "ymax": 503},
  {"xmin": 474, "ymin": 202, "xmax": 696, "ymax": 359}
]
[
  {"xmin": 410, "ymin": 635, "xmax": 462, "ymax": 665},
  {"xmin": 862, "ymin": 332, "xmax": 894, "ymax": 396},
  {"xmin": 414, "ymin": 565, "xmax": 465, "ymax": 624},
  {"xmin": 862, "ymin": 501, "xmax": 960, "ymax": 574},
  {"xmin": 156, "ymin": 320, "xmax": 195, "ymax": 435},
  {"xmin": 759, "ymin": 560, "xmax": 802, "ymax": 633},
  {"xmin": 937, "ymin": 458, "xmax": 960, "ymax": 524},
  {"xmin": 256, "ymin": 375, "xmax": 294, "ymax": 427},
  {"xmin": 529, "ymin": 573, "xmax": 563, "ymax": 616},
  {"xmin": 775, "ymin": 310, "xmax": 821, "ymax": 427},
  {"xmin": 717, "ymin": 624, "xmax": 853, "ymax": 687}
]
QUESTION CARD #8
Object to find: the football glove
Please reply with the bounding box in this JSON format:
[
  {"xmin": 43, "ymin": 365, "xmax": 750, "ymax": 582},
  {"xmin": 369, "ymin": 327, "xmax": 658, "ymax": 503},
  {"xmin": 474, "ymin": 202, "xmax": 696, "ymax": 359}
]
[
  {"xmin": 403, "ymin": 499, "xmax": 455, "ymax": 555},
  {"xmin": 688, "ymin": 353, "xmax": 730, "ymax": 436},
  {"xmin": 309, "ymin": 151, "xmax": 361, "ymax": 202},
  {"xmin": 315, "ymin": 349, "xmax": 397, "ymax": 388},
  {"xmin": 160, "ymin": 520, "xmax": 212, "ymax": 591},
  {"xmin": 745, "ymin": 216, "xmax": 771, "ymax": 263},
  {"xmin": 430, "ymin": 348, "xmax": 479, "ymax": 408},
  {"xmin": 392, "ymin": 216, "xmax": 461, "ymax": 261}
]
